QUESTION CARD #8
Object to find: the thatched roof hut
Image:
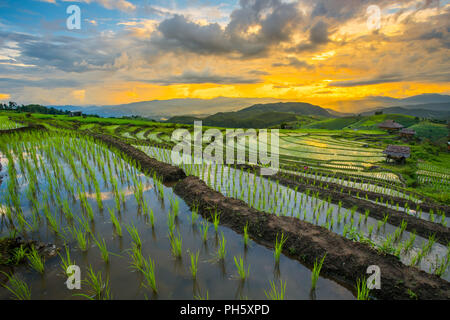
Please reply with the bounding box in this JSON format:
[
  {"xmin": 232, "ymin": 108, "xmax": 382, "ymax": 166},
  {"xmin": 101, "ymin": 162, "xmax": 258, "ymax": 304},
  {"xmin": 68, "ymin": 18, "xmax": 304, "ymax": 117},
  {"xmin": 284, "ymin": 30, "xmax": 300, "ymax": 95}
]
[
  {"xmin": 399, "ymin": 128, "xmax": 416, "ymax": 137},
  {"xmin": 378, "ymin": 120, "xmax": 404, "ymax": 131},
  {"xmin": 383, "ymin": 145, "xmax": 411, "ymax": 164}
]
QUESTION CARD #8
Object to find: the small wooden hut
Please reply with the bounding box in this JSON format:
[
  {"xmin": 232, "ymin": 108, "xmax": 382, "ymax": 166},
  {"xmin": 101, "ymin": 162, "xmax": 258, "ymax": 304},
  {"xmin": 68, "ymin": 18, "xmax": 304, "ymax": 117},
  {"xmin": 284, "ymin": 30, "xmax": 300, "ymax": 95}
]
[
  {"xmin": 399, "ymin": 128, "xmax": 416, "ymax": 139},
  {"xmin": 383, "ymin": 145, "xmax": 411, "ymax": 164},
  {"xmin": 378, "ymin": 120, "xmax": 404, "ymax": 133},
  {"xmin": 69, "ymin": 111, "xmax": 82, "ymax": 117}
]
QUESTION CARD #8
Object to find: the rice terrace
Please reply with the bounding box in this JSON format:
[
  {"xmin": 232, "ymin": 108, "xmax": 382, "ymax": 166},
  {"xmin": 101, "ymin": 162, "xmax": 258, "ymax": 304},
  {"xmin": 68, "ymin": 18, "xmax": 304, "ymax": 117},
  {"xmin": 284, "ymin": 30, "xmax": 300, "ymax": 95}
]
[{"xmin": 0, "ymin": 0, "xmax": 449, "ymax": 307}]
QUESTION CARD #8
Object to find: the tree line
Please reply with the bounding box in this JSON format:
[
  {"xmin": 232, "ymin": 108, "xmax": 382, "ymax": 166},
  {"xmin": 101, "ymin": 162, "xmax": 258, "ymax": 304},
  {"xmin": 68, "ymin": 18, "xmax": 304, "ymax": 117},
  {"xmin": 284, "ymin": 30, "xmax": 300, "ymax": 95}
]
[{"xmin": 1, "ymin": 101, "xmax": 71, "ymax": 115}]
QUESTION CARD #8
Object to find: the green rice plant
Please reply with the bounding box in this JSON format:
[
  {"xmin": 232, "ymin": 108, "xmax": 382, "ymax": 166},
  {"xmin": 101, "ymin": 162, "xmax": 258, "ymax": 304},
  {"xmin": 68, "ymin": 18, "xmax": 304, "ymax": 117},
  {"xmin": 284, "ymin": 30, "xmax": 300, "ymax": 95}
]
[
  {"xmin": 108, "ymin": 208, "xmax": 122, "ymax": 237},
  {"xmin": 73, "ymin": 227, "xmax": 90, "ymax": 251},
  {"xmin": 58, "ymin": 246, "xmax": 74, "ymax": 276},
  {"xmin": 13, "ymin": 245, "xmax": 27, "ymax": 264},
  {"xmin": 128, "ymin": 243, "xmax": 145, "ymax": 271},
  {"xmin": 243, "ymin": 223, "xmax": 249, "ymax": 248},
  {"xmin": 368, "ymin": 225, "xmax": 374, "ymax": 238},
  {"xmin": 216, "ymin": 232, "xmax": 227, "ymax": 260},
  {"xmin": 212, "ymin": 210, "xmax": 220, "ymax": 232},
  {"xmin": 200, "ymin": 221, "xmax": 210, "ymax": 243},
  {"xmin": 403, "ymin": 231, "xmax": 416, "ymax": 253},
  {"xmin": 169, "ymin": 233, "xmax": 183, "ymax": 258},
  {"xmin": 77, "ymin": 266, "xmax": 112, "ymax": 300},
  {"xmin": 274, "ymin": 233, "xmax": 287, "ymax": 265},
  {"xmin": 138, "ymin": 256, "xmax": 157, "ymax": 293},
  {"xmin": 264, "ymin": 279, "xmax": 286, "ymax": 300},
  {"xmin": 434, "ymin": 256, "xmax": 449, "ymax": 277},
  {"xmin": 189, "ymin": 250, "xmax": 200, "ymax": 279},
  {"xmin": 1, "ymin": 272, "xmax": 31, "ymax": 300},
  {"xmin": 194, "ymin": 290, "xmax": 209, "ymax": 300},
  {"xmin": 126, "ymin": 224, "xmax": 142, "ymax": 248},
  {"xmin": 234, "ymin": 256, "xmax": 250, "ymax": 281},
  {"xmin": 93, "ymin": 236, "xmax": 110, "ymax": 263},
  {"xmin": 311, "ymin": 253, "xmax": 326, "ymax": 290},
  {"xmin": 27, "ymin": 246, "xmax": 45, "ymax": 274},
  {"xmin": 356, "ymin": 277, "xmax": 370, "ymax": 300},
  {"xmin": 171, "ymin": 197, "xmax": 180, "ymax": 218},
  {"xmin": 167, "ymin": 210, "xmax": 176, "ymax": 236},
  {"xmin": 421, "ymin": 234, "xmax": 436, "ymax": 257}
]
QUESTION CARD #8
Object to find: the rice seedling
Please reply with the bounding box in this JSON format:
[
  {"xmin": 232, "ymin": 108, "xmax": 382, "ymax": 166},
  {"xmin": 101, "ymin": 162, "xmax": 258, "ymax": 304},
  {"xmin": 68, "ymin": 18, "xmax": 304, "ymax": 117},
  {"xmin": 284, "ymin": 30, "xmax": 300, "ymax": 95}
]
[
  {"xmin": 189, "ymin": 250, "xmax": 200, "ymax": 279},
  {"xmin": 311, "ymin": 253, "xmax": 326, "ymax": 290},
  {"xmin": 27, "ymin": 246, "xmax": 45, "ymax": 274},
  {"xmin": 216, "ymin": 232, "xmax": 227, "ymax": 260},
  {"xmin": 108, "ymin": 208, "xmax": 122, "ymax": 237},
  {"xmin": 243, "ymin": 223, "xmax": 249, "ymax": 248},
  {"xmin": 77, "ymin": 266, "xmax": 112, "ymax": 300},
  {"xmin": 1, "ymin": 273, "xmax": 31, "ymax": 300},
  {"xmin": 264, "ymin": 279, "xmax": 286, "ymax": 300},
  {"xmin": 73, "ymin": 227, "xmax": 90, "ymax": 251},
  {"xmin": 128, "ymin": 243, "xmax": 145, "ymax": 271},
  {"xmin": 200, "ymin": 221, "xmax": 210, "ymax": 243},
  {"xmin": 58, "ymin": 245, "xmax": 74, "ymax": 276},
  {"xmin": 93, "ymin": 236, "xmax": 110, "ymax": 263},
  {"xmin": 138, "ymin": 256, "xmax": 157, "ymax": 293},
  {"xmin": 170, "ymin": 233, "xmax": 183, "ymax": 258},
  {"xmin": 234, "ymin": 256, "xmax": 250, "ymax": 281},
  {"xmin": 356, "ymin": 277, "xmax": 370, "ymax": 300},
  {"xmin": 126, "ymin": 224, "xmax": 142, "ymax": 248},
  {"xmin": 212, "ymin": 210, "xmax": 220, "ymax": 233},
  {"xmin": 12, "ymin": 245, "xmax": 27, "ymax": 264},
  {"xmin": 274, "ymin": 233, "xmax": 287, "ymax": 265}
]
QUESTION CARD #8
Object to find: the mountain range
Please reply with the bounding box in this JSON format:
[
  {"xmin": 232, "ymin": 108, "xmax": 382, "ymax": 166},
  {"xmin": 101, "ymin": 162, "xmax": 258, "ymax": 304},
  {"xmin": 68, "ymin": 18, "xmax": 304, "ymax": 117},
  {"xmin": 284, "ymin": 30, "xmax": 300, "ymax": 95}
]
[{"xmin": 51, "ymin": 94, "xmax": 450, "ymax": 121}]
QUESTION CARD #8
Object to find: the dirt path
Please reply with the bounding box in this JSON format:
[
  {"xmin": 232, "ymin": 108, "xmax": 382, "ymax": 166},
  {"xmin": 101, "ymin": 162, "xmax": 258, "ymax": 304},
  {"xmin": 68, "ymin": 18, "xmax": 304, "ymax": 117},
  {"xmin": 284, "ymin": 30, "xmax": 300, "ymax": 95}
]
[{"xmin": 174, "ymin": 176, "xmax": 450, "ymax": 300}]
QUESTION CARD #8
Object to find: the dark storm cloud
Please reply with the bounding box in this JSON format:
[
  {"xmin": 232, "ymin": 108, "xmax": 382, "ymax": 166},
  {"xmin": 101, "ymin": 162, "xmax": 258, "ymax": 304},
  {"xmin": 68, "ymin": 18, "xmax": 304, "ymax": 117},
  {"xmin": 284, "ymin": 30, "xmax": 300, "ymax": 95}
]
[
  {"xmin": 272, "ymin": 57, "xmax": 314, "ymax": 69},
  {"xmin": 130, "ymin": 70, "xmax": 263, "ymax": 85},
  {"xmin": 0, "ymin": 77, "xmax": 79, "ymax": 89},
  {"xmin": 153, "ymin": 0, "xmax": 303, "ymax": 57}
]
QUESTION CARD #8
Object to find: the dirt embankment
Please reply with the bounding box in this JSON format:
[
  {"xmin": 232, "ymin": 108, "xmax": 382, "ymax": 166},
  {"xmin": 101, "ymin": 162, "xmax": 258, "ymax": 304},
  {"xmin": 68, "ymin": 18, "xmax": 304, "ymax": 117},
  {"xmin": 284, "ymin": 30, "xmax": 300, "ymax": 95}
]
[
  {"xmin": 91, "ymin": 134, "xmax": 186, "ymax": 183},
  {"xmin": 174, "ymin": 176, "xmax": 450, "ymax": 300},
  {"xmin": 0, "ymin": 124, "xmax": 47, "ymax": 135},
  {"xmin": 0, "ymin": 238, "xmax": 59, "ymax": 285}
]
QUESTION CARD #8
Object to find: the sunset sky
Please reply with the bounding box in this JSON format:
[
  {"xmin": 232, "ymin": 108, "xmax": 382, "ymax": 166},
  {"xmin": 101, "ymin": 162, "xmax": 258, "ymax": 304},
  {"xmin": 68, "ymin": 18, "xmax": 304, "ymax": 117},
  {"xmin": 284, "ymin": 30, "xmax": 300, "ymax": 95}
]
[{"xmin": 0, "ymin": 0, "xmax": 449, "ymax": 111}]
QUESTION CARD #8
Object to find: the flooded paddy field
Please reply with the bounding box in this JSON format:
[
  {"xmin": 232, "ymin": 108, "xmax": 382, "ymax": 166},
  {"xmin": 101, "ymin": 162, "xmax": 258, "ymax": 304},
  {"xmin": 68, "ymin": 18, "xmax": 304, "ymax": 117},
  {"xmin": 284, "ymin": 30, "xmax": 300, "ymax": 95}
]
[{"xmin": 0, "ymin": 131, "xmax": 354, "ymax": 300}]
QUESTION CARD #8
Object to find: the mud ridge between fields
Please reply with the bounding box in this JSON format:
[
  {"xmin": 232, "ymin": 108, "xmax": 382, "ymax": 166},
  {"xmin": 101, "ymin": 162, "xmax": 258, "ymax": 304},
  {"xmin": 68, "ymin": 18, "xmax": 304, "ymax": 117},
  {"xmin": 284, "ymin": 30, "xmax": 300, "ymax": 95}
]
[
  {"xmin": 0, "ymin": 124, "xmax": 47, "ymax": 135},
  {"xmin": 174, "ymin": 176, "xmax": 450, "ymax": 300},
  {"xmin": 91, "ymin": 134, "xmax": 186, "ymax": 183}
]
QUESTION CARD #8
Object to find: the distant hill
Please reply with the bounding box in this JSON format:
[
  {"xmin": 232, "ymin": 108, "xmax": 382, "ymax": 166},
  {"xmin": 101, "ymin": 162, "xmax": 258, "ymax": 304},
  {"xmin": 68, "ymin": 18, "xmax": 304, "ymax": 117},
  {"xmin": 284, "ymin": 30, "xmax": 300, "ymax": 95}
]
[
  {"xmin": 168, "ymin": 111, "xmax": 299, "ymax": 128},
  {"xmin": 364, "ymin": 103, "xmax": 450, "ymax": 119},
  {"xmin": 306, "ymin": 114, "xmax": 420, "ymax": 130},
  {"xmin": 167, "ymin": 102, "xmax": 333, "ymax": 128},
  {"xmin": 238, "ymin": 102, "xmax": 333, "ymax": 117},
  {"xmin": 51, "ymin": 97, "xmax": 283, "ymax": 120}
]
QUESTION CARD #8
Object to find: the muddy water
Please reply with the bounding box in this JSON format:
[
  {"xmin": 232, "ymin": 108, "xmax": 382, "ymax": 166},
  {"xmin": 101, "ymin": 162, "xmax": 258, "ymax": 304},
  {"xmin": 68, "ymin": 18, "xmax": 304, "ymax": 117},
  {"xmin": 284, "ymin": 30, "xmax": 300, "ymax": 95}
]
[
  {"xmin": 138, "ymin": 146, "xmax": 450, "ymax": 281},
  {"xmin": 0, "ymin": 141, "xmax": 354, "ymax": 300}
]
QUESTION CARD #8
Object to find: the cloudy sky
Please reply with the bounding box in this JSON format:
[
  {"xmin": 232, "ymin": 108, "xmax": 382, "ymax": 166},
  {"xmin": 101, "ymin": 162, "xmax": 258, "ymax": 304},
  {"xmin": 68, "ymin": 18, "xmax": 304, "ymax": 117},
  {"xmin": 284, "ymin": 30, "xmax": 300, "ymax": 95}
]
[{"xmin": 0, "ymin": 0, "xmax": 449, "ymax": 111}]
